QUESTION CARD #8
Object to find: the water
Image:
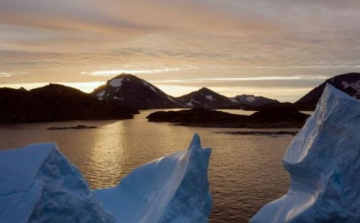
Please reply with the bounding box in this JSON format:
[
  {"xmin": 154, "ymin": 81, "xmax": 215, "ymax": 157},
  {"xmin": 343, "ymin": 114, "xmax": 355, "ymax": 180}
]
[{"xmin": 0, "ymin": 109, "xmax": 295, "ymax": 223}]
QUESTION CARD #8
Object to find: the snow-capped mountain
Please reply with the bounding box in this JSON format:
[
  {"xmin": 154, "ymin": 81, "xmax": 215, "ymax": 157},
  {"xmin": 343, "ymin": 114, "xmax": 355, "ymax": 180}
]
[
  {"xmin": 92, "ymin": 74, "xmax": 182, "ymax": 110},
  {"xmin": 295, "ymin": 72, "xmax": 360, "ymax": 110},
  {"xmin": 232, "ymin": 94, "xmax": 279, "ymax": 107},
  {"xmin": 177, "ymin": 87, "xmax": 233, "ymax": 108}
]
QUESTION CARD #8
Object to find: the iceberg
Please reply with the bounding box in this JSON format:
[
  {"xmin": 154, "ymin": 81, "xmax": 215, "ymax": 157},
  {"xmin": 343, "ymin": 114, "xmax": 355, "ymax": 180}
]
[
  {"xmin": 0, "ymin": 134, "xmax": 212, "ymax": 223},
  {"xmin": 94, "ymin": 133, "xmax": 212, "ymax": 223},
  {"xmin": 250, "ymin": 84, "xmax": 360, "ymax": 223},
  {"xmin": 0, "ymin": 143, "xmax": 115, "ymax": 223}
]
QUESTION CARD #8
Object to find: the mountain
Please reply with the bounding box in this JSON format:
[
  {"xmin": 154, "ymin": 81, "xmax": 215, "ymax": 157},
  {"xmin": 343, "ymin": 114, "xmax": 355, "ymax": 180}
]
[
  {"xmin": 92, "ymin": 74, "xmax": 182, "ymax": 110},
  {"xmin": 177, "ymin": 87, "xmax": 233, "ymax": 108},
  {"xmin": 295, "ymin": 72, "xmax": 360, "ymax": 110},
  {"xmin": 0, "ymin": 84, "xmax": 136, "ymax": 123},
  {"xmin": 232, "ymin": 94, "xmax": 279, "ymax": 107}
]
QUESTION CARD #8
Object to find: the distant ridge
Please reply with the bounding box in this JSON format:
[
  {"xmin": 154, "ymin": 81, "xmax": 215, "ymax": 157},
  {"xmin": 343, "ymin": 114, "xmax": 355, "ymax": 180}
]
[
  {"xmin": 176, "ymin": 87, "xmax": 233, "ymax": 108},
  {"xmin": 0, "ymin": 84, "xmax": 136, "ymax": 123},
  {"xmin": 232, "ymin": 94, "xmax": 279, "ymax": 107},
  {"xmin": 3, "ymin": 72, "xmax": 359, "ymax": 123},
  {"xmin": 295, "ymin": 72, "xmax": 360, "ymax": 110},
  {"xmin": 92, "ymin": 74, "xmax": 182, "ymax": 110}
]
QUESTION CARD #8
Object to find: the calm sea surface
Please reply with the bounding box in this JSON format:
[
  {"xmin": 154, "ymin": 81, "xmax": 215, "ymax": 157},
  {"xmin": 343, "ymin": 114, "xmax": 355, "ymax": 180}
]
[{"xmin": 0, "ymin": 109, "xmax": 297, "ymax": 223}]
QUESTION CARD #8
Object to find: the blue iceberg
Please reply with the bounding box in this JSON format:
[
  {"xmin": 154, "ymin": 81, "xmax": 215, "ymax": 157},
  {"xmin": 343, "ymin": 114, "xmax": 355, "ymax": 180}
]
[
  {"xmin": 0, "ymin": 134, "xmax": 212, "ymax": 223},
  {"xmin": 94, "ymin": 133, "xmax": 212, "ymax": 223},
  {"xmin": 251, "ymin": 84, "xmax": 360, "ymax": 223}
]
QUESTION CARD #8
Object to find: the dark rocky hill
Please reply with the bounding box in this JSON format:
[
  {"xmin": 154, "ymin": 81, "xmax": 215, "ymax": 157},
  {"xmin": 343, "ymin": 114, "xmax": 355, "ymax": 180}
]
[
  {"xmin": 177, "ymin": 87, "xmax": 233, "ymax": 108},
  {"xmin": 92, "ymin": 74, "xmax": 182, "ymax": 110},
  {"xmin": 0, "ymin": 84, "xmax": 136, "ymax": 123},
  {"xmin": 295, "ymin": 72, "xmax": 360, "ymax": 110}
]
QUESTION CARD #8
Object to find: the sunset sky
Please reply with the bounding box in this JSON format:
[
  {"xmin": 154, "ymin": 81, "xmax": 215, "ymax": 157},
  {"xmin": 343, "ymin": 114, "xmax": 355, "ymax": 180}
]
[{"xmin": 1, "ymin": 0, "xmax": 360, "ymax": 101}]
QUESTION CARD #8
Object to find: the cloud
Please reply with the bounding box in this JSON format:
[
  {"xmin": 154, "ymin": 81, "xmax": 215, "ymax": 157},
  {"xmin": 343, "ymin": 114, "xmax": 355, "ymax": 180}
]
[
  {"xmin": 0, "ymin": 73, "xmax": 12, "ymax": 77},
  {"xmin": 84, "ymin": 67, "xmax": 199, "ymax": 76},
  {"xmin": 1, "ymin": 0, "xmax": 360, "ymax": 101}
]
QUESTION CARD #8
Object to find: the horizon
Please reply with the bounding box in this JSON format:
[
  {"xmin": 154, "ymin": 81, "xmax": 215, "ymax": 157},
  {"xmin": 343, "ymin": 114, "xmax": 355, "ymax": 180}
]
[
  {"xmin": 1, "ymin": 0, "xmax": 360, "ymax": 101},
  {"xmin": 0, "ymin": 72, "xmax": 336, "ymax": 102},
  {"xmin": 0, "ymin": 72, "xmax": 358, "ymax": 102}
]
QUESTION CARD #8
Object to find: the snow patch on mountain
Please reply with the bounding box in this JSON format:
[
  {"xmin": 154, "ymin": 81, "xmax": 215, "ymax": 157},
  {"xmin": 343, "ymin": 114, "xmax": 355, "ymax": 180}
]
[
  {"xmin": 109, "ymin": 78, "xmax": 124, "ymax": 87},
  {"xmin": 167, "ymin": 96, "xmax": 176, "ymax": 103},
  {"xmin": 342, "ymin": 80, "xmax": 360, "ymax": 92},
  {"xmin": 250, "ymin": 84, "xmax": 360, "ymax": 223},
  {"xmin": 142, "ymin": 80, "xmax": 157, "ymax": 92},
  {"xmin": 97, "ymin": 90, "xmax": 105, "ymax": 98},
  {"xmin": 205, "ymin": 95, "xmax": 215, "ymax": 101},
  {"xmin": 246, "ymin": 96, "xmax": 256, "ymax": 102}
]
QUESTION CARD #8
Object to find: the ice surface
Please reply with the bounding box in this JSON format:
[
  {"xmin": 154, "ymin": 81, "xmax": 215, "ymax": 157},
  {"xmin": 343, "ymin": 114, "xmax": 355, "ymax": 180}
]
[
  {"xmin": 250, "ymin": 84, "xmax": 360, "ymax": 223},
  {"xmin": 94, "ymin": 134, "xmax": 212, "ymax": 223},
  {"xmin": 0, "ymin": 143, "xmax": 115, "ymax": 223}
]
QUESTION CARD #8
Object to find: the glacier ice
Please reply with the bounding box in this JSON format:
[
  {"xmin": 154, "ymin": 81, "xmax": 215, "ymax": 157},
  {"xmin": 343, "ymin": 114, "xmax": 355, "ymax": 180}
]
[
  {"xmin": 250, "ymin": 84, "xmax": 360, "ymax": 223},
  {"xmin": 0, "ymin": 134, "xmax": 211, "ymax": 223},
  {"xmin": 0, "ymin": 143, "xmax": 115, "ymax": 223},
  {"xmin": 94, "ymin": 133, "xmax": 212, "ymax": 223}
]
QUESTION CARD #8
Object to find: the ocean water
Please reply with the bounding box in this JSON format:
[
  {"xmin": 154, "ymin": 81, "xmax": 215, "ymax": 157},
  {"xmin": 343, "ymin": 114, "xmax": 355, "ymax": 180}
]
[{"xmin": 0, "ymin": 109, "xmax": 295, "ymax": 223}]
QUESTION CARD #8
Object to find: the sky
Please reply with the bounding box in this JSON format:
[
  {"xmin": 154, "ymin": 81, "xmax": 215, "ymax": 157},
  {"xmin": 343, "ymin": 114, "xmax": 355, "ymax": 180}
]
[{"xmin": 1, "ymin": 0, "xmax": 360, "ymax": 102}]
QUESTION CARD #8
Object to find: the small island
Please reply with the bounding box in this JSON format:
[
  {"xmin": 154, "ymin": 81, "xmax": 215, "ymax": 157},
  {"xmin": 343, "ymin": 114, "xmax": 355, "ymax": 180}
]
[
  {"xmin": 147, "ymin": 107, "xmax": 309, "ymax": 128},
  {"xmin": 215, "ymin": 131, "xmax": 298, "ymax": 136},
  {"xmin": 47, "ymin": 125, "xmax": 98, "ymax": 130}
]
